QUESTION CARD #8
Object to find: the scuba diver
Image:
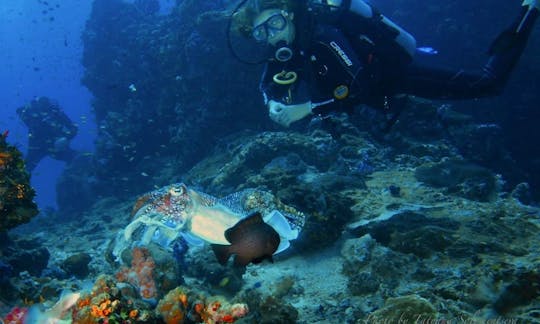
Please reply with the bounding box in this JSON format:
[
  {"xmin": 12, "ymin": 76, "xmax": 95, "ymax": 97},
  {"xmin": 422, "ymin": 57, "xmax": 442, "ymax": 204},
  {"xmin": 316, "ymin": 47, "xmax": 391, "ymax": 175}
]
[
  {"xmin": 16, "ymin": 97, "xmax": 78, "ymax": 172},
  {"xmin": 228, "ymin": 0, "xmax": 539, "ymax": 129}
]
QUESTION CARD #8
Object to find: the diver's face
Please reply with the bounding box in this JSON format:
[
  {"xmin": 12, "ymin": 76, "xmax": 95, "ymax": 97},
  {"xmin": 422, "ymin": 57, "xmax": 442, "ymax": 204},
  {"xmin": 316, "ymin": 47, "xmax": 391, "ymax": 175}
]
[{"xmin": 252, "ymin": 9, "xmax": 295, "ymax": 46}]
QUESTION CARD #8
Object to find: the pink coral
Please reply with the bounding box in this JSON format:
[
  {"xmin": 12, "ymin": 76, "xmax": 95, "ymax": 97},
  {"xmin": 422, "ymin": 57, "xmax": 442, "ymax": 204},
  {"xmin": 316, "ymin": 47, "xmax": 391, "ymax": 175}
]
[
  {"xmin": 116, "ymin": 247, "xmax": 157, "ymax": 300},
  {"xmin": 204, "ymin": 298, "xmax": 249, "ymax": 324},
  {"xmin": 229, "ymin": 304, "xmax": 249, "ymax": 318},
  {"xmin": 3, "ymin": 307, "xmax": 28, "ymax": 324}
]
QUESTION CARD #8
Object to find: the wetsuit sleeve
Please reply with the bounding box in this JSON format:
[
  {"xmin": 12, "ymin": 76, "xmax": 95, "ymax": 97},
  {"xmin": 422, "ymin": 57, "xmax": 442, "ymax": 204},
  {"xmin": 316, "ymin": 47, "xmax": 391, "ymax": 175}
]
[{"xmin": 399, "ymin": 6, "xmax": 538, "ymax": 99}]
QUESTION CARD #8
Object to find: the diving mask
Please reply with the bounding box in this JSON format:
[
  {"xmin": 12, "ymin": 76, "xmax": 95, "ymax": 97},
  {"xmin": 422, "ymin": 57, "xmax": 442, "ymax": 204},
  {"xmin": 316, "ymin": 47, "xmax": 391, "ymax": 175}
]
[{"xmin": 252, "ymin": 12, "xmax": 288, "ymax": 42}]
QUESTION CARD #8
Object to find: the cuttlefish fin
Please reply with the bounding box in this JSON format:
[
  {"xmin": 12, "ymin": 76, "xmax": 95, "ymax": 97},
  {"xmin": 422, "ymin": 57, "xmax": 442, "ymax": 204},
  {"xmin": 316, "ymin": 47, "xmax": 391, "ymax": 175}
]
[
  {"xmin": 181, "ymin": 232, "xmax": 205, "ymax": 246},
  {"xmin": 264, "ymin": 210, "xmax": 298, "ymax": 254}
]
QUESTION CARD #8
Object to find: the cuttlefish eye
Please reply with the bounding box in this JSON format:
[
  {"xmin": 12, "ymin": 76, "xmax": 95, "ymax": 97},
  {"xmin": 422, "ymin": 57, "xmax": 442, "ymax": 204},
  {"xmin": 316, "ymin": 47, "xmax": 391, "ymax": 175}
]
[{"xmin": 169, "ymin": 185, "xmax": 185, "ymax": 196}]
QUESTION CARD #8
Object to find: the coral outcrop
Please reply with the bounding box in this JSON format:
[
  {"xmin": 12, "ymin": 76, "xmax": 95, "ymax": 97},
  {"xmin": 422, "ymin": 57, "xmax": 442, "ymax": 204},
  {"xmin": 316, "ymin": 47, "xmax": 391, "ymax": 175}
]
[{"xmin": 0, "ymin": 132, "xmax": 38, "ymax": 231}]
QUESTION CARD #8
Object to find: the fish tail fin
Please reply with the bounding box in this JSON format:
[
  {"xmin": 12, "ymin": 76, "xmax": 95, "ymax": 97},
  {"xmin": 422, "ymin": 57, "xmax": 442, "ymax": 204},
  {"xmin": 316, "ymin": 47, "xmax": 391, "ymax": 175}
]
[{"xmin": 211, "ymin": 244, "xmax": 231, "ymax": 265}]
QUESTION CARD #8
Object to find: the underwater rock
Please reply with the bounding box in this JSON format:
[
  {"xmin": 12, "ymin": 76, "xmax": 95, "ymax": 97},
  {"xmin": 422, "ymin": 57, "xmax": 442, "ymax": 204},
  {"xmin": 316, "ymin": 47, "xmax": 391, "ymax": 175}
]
[
  {"xmin": 341, "ymin": 235, "xmax": 417, "ymax": 296},
  {"xmin": 272, "ymin": 276, "xmax": 296, "ymax": 299},
  {"xmin": 0, "ymin": 260, "xmax": 16, "ymax": 301},
  {"xmin": 341, "ymin": 234, "xmax": 376, "ymax": 270},
  {"xmin": 258, "ymin": 295, "xmax": 298, "ymax": 324},
  {"xmin": 388, "ymin": 226, "xmax": 456, "ymax": 258},
  {"xmin": 6, "ymin": 246, "xmax": 50, "ymax": 277},
  {"xmin": 56, "ymin": 154, "xmax": 99, "ymax": 219},
  {"xmin": 493, "ymin": 270, "xmax": 540, "ymax": 314},
  {"xmin": 388, "ymin": 184, "xmax": 401, "ymax": 197},
  {"xmin": 61, "ymin": 253, "xmax": 92, "ymax": 279},
  {"xmin": 350, "ymin": 211, "xmax": 460, "ymax": 258},
  {"xmin": 238, "ymin": 289, "xmax": 298, "ymax": 324},
  {"xmin": 447, "ymin": 122, "xmax": 509, "ymax": 165},
  {"xmin": 184, "ymin": 245, "xmax": 245, "ymax": 294},
  {"xmin": 186, "ymin": 131, "xmax": 339, "ymax": 192},
  {"xmin": 511, "ymin": 182, "xmax": 532, "ymax": 205},
  {"xmin": 294, "ymin": 191, "xmax": 355, "ymax": 251},
  {"xmin": 133, "ymin": 0, "xmax": 159, "ymax": 15},
  {"xmin": 415, "ymin": 159, "xmax": 498, "ymax": 201},
  {"xmin": 347, "ymin": 271, "xmax": 380, "ymax": 296},
  {"xmin": 366, "ymin": 295, "xmax": 438, "ymax": 323},
  {"xmin": 81, "ymin": 0, "xmax": 267, "ymax": 200}
]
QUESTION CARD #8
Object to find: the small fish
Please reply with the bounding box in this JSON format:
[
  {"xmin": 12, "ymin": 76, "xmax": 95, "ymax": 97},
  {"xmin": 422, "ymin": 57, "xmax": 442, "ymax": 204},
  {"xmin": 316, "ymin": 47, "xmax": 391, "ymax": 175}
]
[
  {"xmin": 218, "ymin": 277, "xmax": 230, "ymax": 287},
  {"xmin": 212, "ymin": 212, "xmax": 280, "ymax": 267},
  {"xmin": 417, "ymin": 47, "xmax": 438, "ymax": 55}
]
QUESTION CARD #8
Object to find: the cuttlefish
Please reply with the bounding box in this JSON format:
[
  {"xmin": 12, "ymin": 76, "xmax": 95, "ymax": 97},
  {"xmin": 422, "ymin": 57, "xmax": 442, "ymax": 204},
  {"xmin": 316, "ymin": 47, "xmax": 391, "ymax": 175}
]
[{"xmin": 123, "ymin": 183, "xmax": 298, "ymax": 266}]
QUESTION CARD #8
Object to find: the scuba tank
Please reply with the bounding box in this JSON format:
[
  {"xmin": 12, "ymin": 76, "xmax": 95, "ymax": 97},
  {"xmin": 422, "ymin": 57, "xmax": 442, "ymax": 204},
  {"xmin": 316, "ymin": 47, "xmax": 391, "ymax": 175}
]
[{"xmin": 307, "ymin": 0, "xmax": 417, "ymax": 63}]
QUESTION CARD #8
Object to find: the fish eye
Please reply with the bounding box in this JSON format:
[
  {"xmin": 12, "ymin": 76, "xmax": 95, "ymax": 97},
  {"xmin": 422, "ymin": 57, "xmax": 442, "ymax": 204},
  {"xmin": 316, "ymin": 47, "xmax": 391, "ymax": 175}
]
[{"xmin": 170, "ymin": 185, "xmax": 183, "ymax": 196}]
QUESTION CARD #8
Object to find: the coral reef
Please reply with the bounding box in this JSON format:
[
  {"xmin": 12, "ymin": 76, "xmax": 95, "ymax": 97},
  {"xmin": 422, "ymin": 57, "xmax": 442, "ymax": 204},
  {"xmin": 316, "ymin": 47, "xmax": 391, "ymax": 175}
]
[
  {"xmin": 72, "ymin": 275, "xmax": 157, "ymax": 323},
  {"xmin": 61, "ymin": 252, "xmax": 92, "ymax": 279},
  {"xmin": 156, "ymin": 286, "xmax": 249, "ymax": 324},
  {"xmin": 0, "ymin": 132, "xmax": 39, "ymax": 231},
  {"xmin": 116, "ymin": 247, "xmax": 159, "ymax": 301},
  {"xmin": 341, "ymin": 167, "xmax": 540, "ymax": 321}
]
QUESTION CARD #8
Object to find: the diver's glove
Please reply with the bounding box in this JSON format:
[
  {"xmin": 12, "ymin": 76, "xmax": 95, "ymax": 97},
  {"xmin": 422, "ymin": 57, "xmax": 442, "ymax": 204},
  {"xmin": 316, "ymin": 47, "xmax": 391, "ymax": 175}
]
[{"xmin": 268, "ymin": 100, "xmax": 313, "ymax": 127}]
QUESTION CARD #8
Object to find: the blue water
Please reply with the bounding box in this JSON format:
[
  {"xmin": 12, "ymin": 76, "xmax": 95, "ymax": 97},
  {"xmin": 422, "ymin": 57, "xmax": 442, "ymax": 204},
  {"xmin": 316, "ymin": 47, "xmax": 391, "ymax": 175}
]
[
  {"xmin": 0, "ymin": 0, "xmax": 94, "ymax": 209},
  {"xmin": 0, "ymin": 0, "xmax": 175, "ymax": 210}
]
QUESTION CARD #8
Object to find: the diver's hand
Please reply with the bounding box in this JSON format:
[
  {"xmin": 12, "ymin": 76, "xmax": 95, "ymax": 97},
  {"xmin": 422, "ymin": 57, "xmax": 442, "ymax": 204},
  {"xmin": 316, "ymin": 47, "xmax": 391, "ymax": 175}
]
[{"xmin": 268, "ymin": 100, "xmax": 312, "ymax": 127}]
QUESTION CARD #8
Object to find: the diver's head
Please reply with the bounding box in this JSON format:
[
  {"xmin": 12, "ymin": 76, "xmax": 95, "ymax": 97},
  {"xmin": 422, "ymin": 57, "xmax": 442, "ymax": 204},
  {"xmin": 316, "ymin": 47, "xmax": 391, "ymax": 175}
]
[
  {"xmin": 252, "ymin": 9, "xmax": 295, "ymax": 61},
  {"xmin": 228, "ymin": 1, "xmax": 299, "ymax": 64},
  {"xmin": 252, "ymin": 9, "xmax": 295, "ymax": 46}
]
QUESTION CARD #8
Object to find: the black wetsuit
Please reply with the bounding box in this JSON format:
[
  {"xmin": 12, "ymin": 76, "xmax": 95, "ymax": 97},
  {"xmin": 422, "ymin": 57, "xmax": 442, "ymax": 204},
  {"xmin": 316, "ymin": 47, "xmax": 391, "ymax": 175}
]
[
  {"xmin": 260, "ymin": 3, "xmax": 538, "ymax": 120},
  {"xmin": 17, "ymin": 97, "xmax": 78, "ymax": 171}
]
